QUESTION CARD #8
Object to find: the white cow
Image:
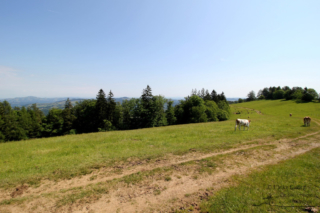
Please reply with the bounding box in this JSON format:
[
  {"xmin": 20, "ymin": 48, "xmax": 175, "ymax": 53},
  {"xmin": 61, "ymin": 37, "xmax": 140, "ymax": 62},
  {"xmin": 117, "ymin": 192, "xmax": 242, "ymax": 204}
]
[{"xmin": 235, "ymin": 119, "xmax": 251, "ymax": 131}]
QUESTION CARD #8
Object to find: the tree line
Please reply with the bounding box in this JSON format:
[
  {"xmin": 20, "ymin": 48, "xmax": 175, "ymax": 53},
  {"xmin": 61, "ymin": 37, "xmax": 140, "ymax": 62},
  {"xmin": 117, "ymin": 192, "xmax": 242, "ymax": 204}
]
[
  {"xmin": 239, "ymin": 86, "xmax": 319, "ymax": 103},
  {"xmin": 0, "ymin": 86, "xmax": 231, "ymax": 142}
]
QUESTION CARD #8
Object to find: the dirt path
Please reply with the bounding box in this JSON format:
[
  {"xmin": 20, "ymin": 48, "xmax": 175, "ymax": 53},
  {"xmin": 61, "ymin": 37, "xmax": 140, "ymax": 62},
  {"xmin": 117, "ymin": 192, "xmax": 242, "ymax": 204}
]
[{"xmin": 1, "ymin": 128, "xmax": 320, "ymax": 213}]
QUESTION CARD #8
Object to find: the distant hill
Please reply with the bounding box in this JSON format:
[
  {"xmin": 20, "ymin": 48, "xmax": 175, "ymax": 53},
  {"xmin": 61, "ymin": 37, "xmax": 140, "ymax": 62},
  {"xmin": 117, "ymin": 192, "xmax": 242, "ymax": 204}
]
[
  {"xmin": 24, "ymin": 99, "xmax": 84, "ymax": 115},
  {"xmin": 0, "ymin": 96, "xmax": 81, "ymax": 107},
  {"xmin": 227, "ymin": 98, "xmax": 242, "ymax": 101},
  {"xmin": 1, "ymin": 96, "xmax": 240, "ymax": 115},
  {"xmin": 0, "ymin": 96, "xmax": 132, "ymax": 115}
]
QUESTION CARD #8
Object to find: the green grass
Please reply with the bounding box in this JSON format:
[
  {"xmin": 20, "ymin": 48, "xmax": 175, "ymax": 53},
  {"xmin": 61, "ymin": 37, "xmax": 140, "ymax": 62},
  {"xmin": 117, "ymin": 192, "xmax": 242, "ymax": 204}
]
[
  {"xmin": 200, "ymin": 147, "xmax": 320, "ymax": 212},
  {"xmin": 0, "ymin": 100, "xmax": 319, "ymax": 188}
]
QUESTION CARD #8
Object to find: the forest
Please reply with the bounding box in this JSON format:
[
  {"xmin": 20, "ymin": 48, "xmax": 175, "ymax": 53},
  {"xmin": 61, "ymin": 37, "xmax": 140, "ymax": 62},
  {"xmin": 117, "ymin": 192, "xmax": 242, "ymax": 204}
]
[
  {"xmin": 0, "ymin": 86, "xmax": 231, "ymax": 142},
  {"xmin": 241, "ymin": 86, "xmax": 319, "ymax": 102}
]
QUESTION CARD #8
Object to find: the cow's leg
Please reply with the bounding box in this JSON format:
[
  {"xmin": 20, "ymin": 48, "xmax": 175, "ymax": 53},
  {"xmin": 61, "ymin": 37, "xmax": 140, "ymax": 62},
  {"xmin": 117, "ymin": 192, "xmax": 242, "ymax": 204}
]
[{"xmin": 235, "ymin": 124, "xmax": 237, "ymax": 131}]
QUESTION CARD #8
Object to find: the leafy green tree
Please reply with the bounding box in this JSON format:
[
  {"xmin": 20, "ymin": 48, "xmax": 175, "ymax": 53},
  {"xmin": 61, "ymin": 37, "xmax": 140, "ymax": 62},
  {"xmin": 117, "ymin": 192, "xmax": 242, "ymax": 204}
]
[
  {"xmin": 16, "ymin": 106, "xmax": 32, "ymax": 137},
  {"xmin": 191, "ymin": 105, "xmax": 207, "ymax": 123},
  {"xmin": 272, "ymin": 90, "xmax": 285, "ymax": 99},
  {"xmin": 73, "ymin": 99, "xmax": 97, "ymax": 133},
  {"xmin": 258, "ymin": 95, "xmax": 265, "ymax": 100},
  {"xmin": 217, "ymin": 110, "xmax": 229, "ymax": 121},
  {"xmin": 62, "ymin": 98, "xmax": 76, "ymax": 134},
  {"xmin": 0, "ymin": 115, "xmax": 5, "ymax": 142},
  {"xmin": 113, "ymin": 102, "xmax": 122, "ymax": 129},
  {"xmin": 42, "ymin": 108, "xmax": 64, "ymax": 136},
  {"xmin": 267, "ymin": 87, "xmax": 277, "ymax": 99},
  {"xmin": 120, "ymin": 99, "xmax": 136, "ymax": 129},
  {"xmin": 27, "ymin": 104, "xmax": 44, "ymax": 138},
  {"xmin": 284, "ymin": 90, "xmax": 293, "ymax": 100},
  {"xmin": 205, "ymin": 100, "xmax": 218, "ymax": 121},
  {"xmin": 257, "ymin": 90, "xmax": 262, "ymax": 98},
  {"xmin": 301, "ymin": 88, "xmax": 318, "ymax": 102},
  {"xmin": 292, "ymin": 90, "xmax": 303, "ymax": 100},
  {"xmin": 306, "ymin": 88, "xmax": 318, "ymax": 100},
  {"xmin": 166, "ymin": 100, "xmax": 176, "ymax": 125},
  {"xmin": 0, "ymin": 101, "xmax": 28, "ymax": 141},
  {"xmin": 247, "ymin": 91, "xmax": 256, "ymax": 101},
  {"xmin": 217, "ymin": 100, "xmax": 231, "ymax": 121},
  {"xmin": 152, "ymin": 95, "xmax": 167, "ymax": 127},
  {"xmin": 261, "ymin": 88, "xmax": 270, "ymax": 99},
  {"xmin": 238, "ymin": 98, "xmax": 244, "ymax": 103},
  {"xmin": 175, "ymin": 95, "xmax": 207, "ymax": 124},
  {"xmin": 282, "ymin": 86, "xmax": 291, "ymax": 91}
]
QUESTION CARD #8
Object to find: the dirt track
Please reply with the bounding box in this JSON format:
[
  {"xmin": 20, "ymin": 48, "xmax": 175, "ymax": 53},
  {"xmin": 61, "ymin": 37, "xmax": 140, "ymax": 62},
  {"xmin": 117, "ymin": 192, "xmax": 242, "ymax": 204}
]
[{"xmin": 1, "ymin": 120, "xmax": 320, "ymax": 213}]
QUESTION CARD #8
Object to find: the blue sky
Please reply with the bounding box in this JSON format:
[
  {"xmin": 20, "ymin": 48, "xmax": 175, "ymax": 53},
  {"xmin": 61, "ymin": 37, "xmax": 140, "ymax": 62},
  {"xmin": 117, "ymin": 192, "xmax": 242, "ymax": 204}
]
[{"xmin": 1, "ymin": 0, "xmax": 319, "ymax": 99}]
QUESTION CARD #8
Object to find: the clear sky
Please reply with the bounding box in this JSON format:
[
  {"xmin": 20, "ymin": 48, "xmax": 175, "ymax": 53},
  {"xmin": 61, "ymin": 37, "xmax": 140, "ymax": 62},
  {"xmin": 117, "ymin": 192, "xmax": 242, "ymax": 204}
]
[{"xmin": 1, "ymin": 0, "xmax": 319, "ymax": 99}]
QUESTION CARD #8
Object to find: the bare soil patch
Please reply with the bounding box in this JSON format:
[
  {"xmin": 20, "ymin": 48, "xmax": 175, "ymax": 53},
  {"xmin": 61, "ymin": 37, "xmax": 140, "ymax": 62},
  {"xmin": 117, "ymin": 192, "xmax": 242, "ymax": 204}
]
[{"xmin": 10, "ymin": 185, "xmax": 28, "ymax": 198}]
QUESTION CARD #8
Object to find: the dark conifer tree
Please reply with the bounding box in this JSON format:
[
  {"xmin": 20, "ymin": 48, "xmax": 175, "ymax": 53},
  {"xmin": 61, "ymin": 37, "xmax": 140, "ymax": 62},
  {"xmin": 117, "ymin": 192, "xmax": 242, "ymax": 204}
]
[
  {"xmin": 203, "ymin": 89, "xmax": 211, "ymax": 101},
  {"xmin": 211, "ymin": 90, "xmax": 219, "ymax": 103},
  {"xmin": 95, "ymin": 89, "xmax": 108, "ymax": 129},
  {"xmin": 107, "ymin": 90, "xmax": 116, "ymax": 125},
  {"xmin": 141, "ymin": 85, "xmax": 156, "ymax": 128},
  {"xmin": 200, "ymin": 88, "xmax": 206, "ymax": 99},
  {"xmin": 73, "ymin": 99, "xmax": 97, "ymax": 133},
  {"xmin": 219, "ymin": 92, "xmax": 227, "ymax": 102}
]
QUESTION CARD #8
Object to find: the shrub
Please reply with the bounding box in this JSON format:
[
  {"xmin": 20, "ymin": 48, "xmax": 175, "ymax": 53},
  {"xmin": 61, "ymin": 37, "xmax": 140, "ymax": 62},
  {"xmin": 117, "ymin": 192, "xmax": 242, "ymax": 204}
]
[
  {"xmin": 301, "ymin": 93, "xmax": 314, "ymax": 102},
  {"xmin": 217, "ymin": 110, "xmax": 229, "ymax": 121}
]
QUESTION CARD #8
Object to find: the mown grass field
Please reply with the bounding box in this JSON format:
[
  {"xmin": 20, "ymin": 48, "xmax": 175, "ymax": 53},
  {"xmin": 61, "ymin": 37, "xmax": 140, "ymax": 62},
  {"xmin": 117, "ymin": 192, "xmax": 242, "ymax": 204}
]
[{"xmin": 0, "ymin": 100, "xmax": 319, "ymax": 189}]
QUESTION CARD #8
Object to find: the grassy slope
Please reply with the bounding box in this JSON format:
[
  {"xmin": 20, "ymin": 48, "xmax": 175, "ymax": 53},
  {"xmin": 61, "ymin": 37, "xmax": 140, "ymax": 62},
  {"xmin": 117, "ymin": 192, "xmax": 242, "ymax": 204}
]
[
  {"xmin": 0, "ymin": 100, "xmax": 319, "ymax": 188},
  {"xmin": 200, "ymin": 100, "xmax": 320, "ymax": 212},
  {"xmin": 200, "ymin": 148, "xmax": 320, "ymax": 212}
]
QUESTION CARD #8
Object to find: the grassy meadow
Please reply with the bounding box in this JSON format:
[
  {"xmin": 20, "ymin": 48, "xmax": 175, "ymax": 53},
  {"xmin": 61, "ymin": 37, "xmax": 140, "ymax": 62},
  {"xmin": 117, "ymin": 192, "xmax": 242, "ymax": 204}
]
[
  {"xmin": 200, "ymin": 147, "xmax": 320, "ymax": 212},
  {"xmin": 0, "ymin": 100, "xmax": 319, "ymax": 188}
]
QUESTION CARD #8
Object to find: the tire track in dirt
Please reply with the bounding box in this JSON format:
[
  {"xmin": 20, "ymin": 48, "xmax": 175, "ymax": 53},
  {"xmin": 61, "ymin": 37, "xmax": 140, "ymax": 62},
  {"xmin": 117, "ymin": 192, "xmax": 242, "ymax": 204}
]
[{"xmin": 97, "ymin": 141, "xmax": 320, "ymax": 213}]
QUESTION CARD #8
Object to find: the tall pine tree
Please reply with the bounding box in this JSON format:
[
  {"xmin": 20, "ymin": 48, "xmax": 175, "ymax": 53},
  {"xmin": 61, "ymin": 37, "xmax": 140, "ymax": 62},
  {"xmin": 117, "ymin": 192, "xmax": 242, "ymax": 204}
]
[
  {"xmin": 211, "ymin": 90, "xmax": 219, "ymax": 103},
  {"xmin": 107, "ymin": 90, "xmax": 116, "ymax": 125},
  {"xmin": 95, "ymin": 89, "xmax": 108, "ymax": 130},
  {"xmin": 141, "ymin": 85, "xmax": 156, "ymax": 128}
]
